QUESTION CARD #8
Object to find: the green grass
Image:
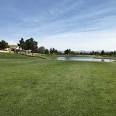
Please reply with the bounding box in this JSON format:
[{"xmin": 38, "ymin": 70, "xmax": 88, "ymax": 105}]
[
  {"xmin": 0, "ymin": 53, "xmax": 36, "ymax": 59},
  {"xmin": 0, "ymin": 53, "xmax": 116, "ymax": 116}
]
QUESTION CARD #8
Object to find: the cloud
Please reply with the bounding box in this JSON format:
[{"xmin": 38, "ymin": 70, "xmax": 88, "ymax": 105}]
[
  {"xmin": 39, "ymin": 30, "xmax": 116, "ymax": 51},
  {"xmin": 0, "ymin": 0, "xmax": 116, "ymax": 50}
]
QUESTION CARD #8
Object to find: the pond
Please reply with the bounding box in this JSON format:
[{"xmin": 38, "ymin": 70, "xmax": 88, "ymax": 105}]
[{"xmin": 57, "ymin": 56, "xmax": 114, "ymax": 62}]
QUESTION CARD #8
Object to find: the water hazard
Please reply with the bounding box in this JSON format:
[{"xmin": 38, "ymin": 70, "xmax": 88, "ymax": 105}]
[{"xmin": 57, "ymin": 56, "xmax": 114, "ymax": 62}]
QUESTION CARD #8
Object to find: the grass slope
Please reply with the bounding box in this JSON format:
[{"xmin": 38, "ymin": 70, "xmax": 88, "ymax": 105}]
[{"xmin": 0, "ymin": 53, "xmax": 116, "ymax": 116}]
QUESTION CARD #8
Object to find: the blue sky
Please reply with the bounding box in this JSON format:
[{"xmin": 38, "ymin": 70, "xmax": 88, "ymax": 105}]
[{"xmin": 0, "ymin": 0, "xmax": 116, "ymax": 50}]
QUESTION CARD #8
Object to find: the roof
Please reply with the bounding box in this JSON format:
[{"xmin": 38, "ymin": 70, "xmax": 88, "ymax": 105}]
[{"xmin": 9, "ymin": 45, "xmax": 18, "ymax": 49}]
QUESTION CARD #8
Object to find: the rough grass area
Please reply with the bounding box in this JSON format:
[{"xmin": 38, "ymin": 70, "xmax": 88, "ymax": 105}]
[
  {"xmin": 0, "ymin": 53, "xmax": 35, "ymax": 59},
  {"xmin": 0, "ymin": 53, "xmax": 116, "ymax": 116}
]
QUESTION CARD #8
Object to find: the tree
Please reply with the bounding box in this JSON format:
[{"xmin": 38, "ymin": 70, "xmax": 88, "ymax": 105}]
[
  {"xmin": 18, "ymin": 38, "xmax": 25, "ymax": 50},
  {"xmin": 50, "ymin": 48, "xmax": 58, "ymax": 54},
  {"xmin": 38, "ymin": 46, "xmax": 46, "ymax": 54},
  {"xmin": 64, "ymin": 49, "xmax": 71, "ymax": 55},
  {"xmin": 0, "ymin": 40, "xmax": 9, "ymax": 50},
  {"xmin": 101, "ymin": 50, "xmax": 105, "ymax": 55},
  {"xmin": 17, "ymin": 38, "xmax": 38, "ymax": 55},
  {"xmin": 25, "ymin": 38, "xmax": 38, "ymax": 53},
  {"xmin": 45, "ymin": 49, "xmax": 49, "ymax": 54}
]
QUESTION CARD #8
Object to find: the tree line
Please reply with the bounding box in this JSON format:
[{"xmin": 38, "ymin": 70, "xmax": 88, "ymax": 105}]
[
  {"xmin": 0, "ymin": 40, "xmax": 9, "ymax": 50},
  {"xmin": 0, "ymin": 39, "xmax": 116, "ymax": 56}
]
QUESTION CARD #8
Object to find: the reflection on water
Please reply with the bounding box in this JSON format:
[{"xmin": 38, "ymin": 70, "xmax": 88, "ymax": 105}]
[{"xmin": 57, "ymin": 56, "xmax": 114, "ymax": 62}]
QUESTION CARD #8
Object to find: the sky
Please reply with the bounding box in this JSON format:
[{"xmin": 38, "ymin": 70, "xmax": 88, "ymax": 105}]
[{"xmin": 0, "ymin": 0, "xmax": 116, "ymax": 51}]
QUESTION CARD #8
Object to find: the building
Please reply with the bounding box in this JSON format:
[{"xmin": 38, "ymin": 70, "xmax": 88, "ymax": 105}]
[{"xmin": 0, "ymin": 45, "xmax": 19, "ymax": 53}]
